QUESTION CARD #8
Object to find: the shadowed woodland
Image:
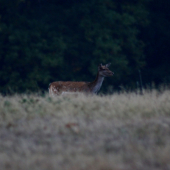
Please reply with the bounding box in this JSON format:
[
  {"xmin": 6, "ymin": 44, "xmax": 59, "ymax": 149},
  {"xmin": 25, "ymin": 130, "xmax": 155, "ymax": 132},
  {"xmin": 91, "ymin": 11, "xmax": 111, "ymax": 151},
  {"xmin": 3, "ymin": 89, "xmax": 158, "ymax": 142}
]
[
  {"xmin": 0, "ymin": 0, "xmax": 170, "ymax": 93},
  {"xmin": 1, "ymin": 1, "xmax": 170, "ymax": 169}
]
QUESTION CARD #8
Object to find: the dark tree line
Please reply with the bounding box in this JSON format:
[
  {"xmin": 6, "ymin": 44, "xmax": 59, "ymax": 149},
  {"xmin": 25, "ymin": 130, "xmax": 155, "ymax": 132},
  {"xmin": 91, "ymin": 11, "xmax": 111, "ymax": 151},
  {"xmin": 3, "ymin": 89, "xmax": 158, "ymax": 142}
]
[{"xmin": 0, "ymin": 0, "xmax": 170, "ymax": 93}]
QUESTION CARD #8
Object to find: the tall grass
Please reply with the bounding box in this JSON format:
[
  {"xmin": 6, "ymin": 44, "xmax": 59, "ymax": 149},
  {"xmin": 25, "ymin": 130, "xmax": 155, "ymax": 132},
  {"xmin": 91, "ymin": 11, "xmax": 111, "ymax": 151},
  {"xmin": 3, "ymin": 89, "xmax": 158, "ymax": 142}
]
[{"xmin": 0, "ymin": 90, "xmax": 170, "ymax": 170}]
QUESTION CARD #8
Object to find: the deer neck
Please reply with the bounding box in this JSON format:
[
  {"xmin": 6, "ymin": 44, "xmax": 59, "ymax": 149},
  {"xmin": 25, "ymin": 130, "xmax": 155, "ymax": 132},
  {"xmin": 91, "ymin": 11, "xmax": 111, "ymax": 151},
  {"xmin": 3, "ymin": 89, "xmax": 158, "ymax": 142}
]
[{"xmin": 89, "ymin": 72, "xmax": 104, "ymax": 94}]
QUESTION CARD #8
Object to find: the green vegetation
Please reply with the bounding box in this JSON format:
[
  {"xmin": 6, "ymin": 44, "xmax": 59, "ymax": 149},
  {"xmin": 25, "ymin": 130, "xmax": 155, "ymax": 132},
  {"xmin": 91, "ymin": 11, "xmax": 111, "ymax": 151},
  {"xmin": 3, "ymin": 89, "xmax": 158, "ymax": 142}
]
[
  {"xmin": 0, "ymin": 0, "xmax": 170, "ymax": 93},
  {"xmin": 0, "ymin": 91, "xmax": 170, "ymax": 170}
]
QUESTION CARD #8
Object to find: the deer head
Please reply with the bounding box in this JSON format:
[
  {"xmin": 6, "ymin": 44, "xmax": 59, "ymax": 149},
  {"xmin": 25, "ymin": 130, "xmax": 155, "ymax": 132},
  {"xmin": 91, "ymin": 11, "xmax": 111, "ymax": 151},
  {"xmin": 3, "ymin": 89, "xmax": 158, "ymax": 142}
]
[{"xmin": 98, "ymin": 63, "xmax": 114, "ymax": 77}]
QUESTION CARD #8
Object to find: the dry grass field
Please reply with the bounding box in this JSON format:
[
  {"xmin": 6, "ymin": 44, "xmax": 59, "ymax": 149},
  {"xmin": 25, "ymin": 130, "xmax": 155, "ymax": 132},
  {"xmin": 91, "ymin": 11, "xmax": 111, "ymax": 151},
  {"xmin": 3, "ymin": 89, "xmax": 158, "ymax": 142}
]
[{"xmin": 0, "ymin": 90, "xmax": 170, "ymax": 170}]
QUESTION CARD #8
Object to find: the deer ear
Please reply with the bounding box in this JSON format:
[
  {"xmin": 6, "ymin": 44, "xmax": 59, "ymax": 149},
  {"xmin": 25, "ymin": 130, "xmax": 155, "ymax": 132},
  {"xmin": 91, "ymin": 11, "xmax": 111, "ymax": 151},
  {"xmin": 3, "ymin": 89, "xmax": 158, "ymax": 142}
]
[{"xmin": 106, "ymin": 63, "xmax": 111, "ymax": 68}]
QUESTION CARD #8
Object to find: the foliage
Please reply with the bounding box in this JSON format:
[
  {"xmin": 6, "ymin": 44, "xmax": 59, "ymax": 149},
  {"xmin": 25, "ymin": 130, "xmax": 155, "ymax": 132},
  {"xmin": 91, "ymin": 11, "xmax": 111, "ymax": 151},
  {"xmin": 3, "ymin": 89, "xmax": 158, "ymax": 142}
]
[
  {"xmin": 143, "ymin": 0, "xmax": 170, "ymax": 84},
  {"xmin": 0, "ymin": 0, "xmax": 169, "ymax": 93}
]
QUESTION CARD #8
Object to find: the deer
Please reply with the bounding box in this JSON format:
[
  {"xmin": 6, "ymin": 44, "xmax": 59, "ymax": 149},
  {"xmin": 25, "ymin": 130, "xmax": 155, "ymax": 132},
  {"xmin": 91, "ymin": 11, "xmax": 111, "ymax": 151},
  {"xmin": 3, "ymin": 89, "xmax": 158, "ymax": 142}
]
[{"xmin": 49, "ymin": 63, "xmax": 114, "ymax": 96}]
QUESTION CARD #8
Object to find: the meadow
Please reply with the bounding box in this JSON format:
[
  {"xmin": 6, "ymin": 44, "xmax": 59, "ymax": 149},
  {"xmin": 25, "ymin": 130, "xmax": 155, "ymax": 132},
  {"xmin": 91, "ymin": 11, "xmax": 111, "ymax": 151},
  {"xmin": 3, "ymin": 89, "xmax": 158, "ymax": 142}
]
[{"xmin": 0, "ymin": 90, "xmax": 170, "ymax": 170}]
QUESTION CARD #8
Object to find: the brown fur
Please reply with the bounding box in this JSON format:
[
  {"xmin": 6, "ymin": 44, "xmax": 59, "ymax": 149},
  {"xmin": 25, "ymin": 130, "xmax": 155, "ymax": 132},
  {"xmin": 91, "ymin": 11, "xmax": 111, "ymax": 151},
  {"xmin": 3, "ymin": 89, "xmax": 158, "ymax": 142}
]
[{"xmin": 49, "ymin": 63, "xmax": 113, "ymax": 96}]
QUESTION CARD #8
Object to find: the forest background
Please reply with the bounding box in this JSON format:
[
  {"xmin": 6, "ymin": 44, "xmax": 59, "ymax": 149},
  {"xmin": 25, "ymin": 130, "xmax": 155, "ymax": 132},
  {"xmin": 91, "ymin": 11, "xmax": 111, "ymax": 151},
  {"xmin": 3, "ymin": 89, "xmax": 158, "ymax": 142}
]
[{"xmin": 0, "ymin": 0, "xmax": 170, "ymax": 94}]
